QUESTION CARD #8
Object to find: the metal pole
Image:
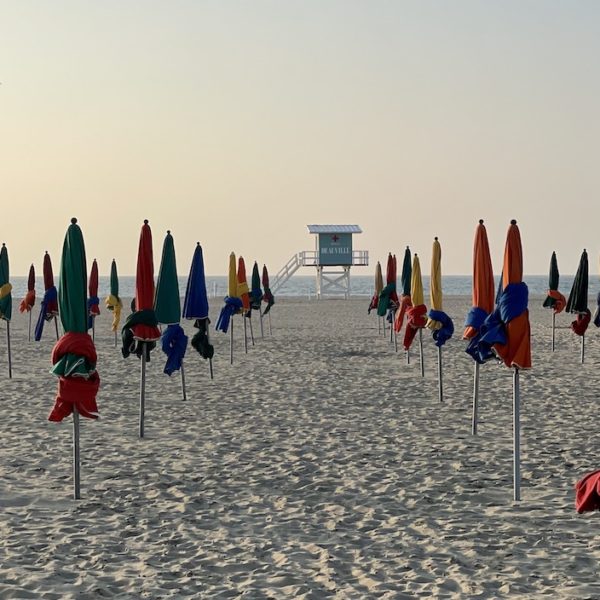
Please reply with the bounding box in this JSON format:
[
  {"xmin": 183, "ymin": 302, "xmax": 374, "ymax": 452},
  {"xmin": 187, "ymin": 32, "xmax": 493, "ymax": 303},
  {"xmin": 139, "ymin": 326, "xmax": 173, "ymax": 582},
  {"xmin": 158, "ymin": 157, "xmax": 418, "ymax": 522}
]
[
  {"xmin": 139, "ymin": 344, "xmax": 146, "ymax": 438},
  {"xmin": 389, "ymin": 311, "xmax": 394, "ymax": 344},
  {"xmin": 248, "ymin": 314, "xmax": 255, "ymax": 346},
  {"xmin": 6, "ymin": 321, "xmax": 12, "ymax": 379},
  {"xmin": 28, "ymin": 311, "xmax": 32, "ymax": 342},
  {"xmin": 551, "ymin": 312, "xmax": 555, "ymax": 352},
  {"xmin": 91, "ymin": 316, "xmax": 95, "ymax": 342},
  {"xmin": 472, "ymin": 362, "xmax": 480, "ymax": 435},
  {"xmin": 73, "ymin": 408, "xmax": 81, "ymax": 500},
  {"xmin": 54, "ymin": 315, "xmax": 59, "ymax": 340},
  {"xmin": 230, "ymin": 317, "xmax": 234, "ymax": 364},
  {"xmin": 259, "ymin": 308, "xmax": 264, "ymax": 339},
  {"xmin": 513, "ymin": 368, "xmax": 521, "ymax": 501},
  {"xmin": 180, "ymin": 361, "xmax": 187, "ymax": 401},
  {"xmin": 207, "ymin": 329, "xmax": 214, "ymax": 379},
  {"xmin": 419, "ymin": 328, "xmax": 425, "ymax": 377},
  {"xmin": 394, "ymin": 331, "xmax": 398, "ymax": 352},
  {"xmin": 581, "ymin": 334, "xmax": 585, "ymax": 364},
  {"xmin": 243, "ymin": 314, "xmax": 248, "ymax": 353},
  {"xmin": 437, "ymin": 346, "xmax": 443, "ymax": 402},
  {"xmin": 268, "ymin": 312, "xmax": 272, "ymax": 336},
  {"xmin": 114, "ymin": 330, "xmax": 117, "ymax": 348},
  {"xmin": 378, "ymin": 317, "xmax": 381, "ymax": 335},
  {"xmin": 406, "ymin": 348, "xmax": 410, "ymax": 365}
]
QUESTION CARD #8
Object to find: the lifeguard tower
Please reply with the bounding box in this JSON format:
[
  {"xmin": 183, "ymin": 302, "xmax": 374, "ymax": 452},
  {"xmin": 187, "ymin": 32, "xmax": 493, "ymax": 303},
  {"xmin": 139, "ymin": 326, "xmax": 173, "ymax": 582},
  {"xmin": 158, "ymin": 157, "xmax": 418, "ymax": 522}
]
[{"xmin": 271, "ymin": 224, "xmax": 368, "ymax": 298}]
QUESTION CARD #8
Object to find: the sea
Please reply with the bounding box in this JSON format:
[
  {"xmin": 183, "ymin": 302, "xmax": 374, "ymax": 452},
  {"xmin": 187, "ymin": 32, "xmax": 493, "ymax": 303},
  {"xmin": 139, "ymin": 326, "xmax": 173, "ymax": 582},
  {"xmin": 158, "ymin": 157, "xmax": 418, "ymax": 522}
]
[{"xmin": 8, "ymin": 275, "xmax": 599, "ymax": 300}]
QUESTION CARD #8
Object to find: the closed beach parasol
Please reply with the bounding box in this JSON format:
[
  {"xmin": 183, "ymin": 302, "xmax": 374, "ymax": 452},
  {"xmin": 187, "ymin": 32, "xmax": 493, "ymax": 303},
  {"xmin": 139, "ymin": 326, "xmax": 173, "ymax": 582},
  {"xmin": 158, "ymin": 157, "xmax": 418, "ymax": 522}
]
[
  {"xmin": 237, "ymin": 256, "xmax": 252, "ymax": 349},
  {"xmin": 368, "ymin": 261, "xmax": 383, "ymax": 332},
  {"xmin": 155, "ymin": 230, "xmax": 188, "ymax": 400},
  {"xmin": 394, "ymin": 247, "xmax": 412, "ymax": 347},
  {"xmin": 35, "ymin": 252, "xmax": 59, "ymax": 341},
  {"xmin": 378, "ymin": 253, "xmax": 399, "ymax": 346},
  {"xmin": 377, "ymin": 253, "xmax": 399, "ymax": 317},
  {"xmin": 20, "ymin": 264, "xmax": 36, "ymax": 341},
  {"xmin": 477, "ymin": 220, "xmax": 531, "ymax": 500},
  {"xmin": 88, "ymin": 259, "xmax": 100, "ymax": 341},
  {"xmin": 542, "ymin": 251, "xmax": 566, "ymax": 352},
  {"xmin": 0, "ymin": 244, "xmax": 13, "ymax": 377},
  {"xmin": 566, "ymin": 249, "xmax": 590, "ymax": 363},
  {"xmin": 105, "ymin": 259, "xmax": 122, "ymax": 347},
  {"xmin": 262, "ymin": 264, "xmax": 275, "ymax": 334},
  {"xmin": 250, "ymin": 261, "xmax": 264, "ymax": 339},
  {"xmin": 122, "ymin": 220, "xmax": 161, "ymax": 438},
  {"xmin": 216, "ymin": 252, "xmax": 243, "ymax": 364},
  {"xmin": 403, "ymin": 253, "xmax": 427, "ymax": 376},
  {"xmin": 463, "ymin": 220, "xmax": 495, "ymax": 435},
  {"xmin": 48, "ymin": 218, "xmax": 100, "ymax": 499},
  {"xmin": 183, "ymin": 243, "xmax": 214, "ymax": 379},
  {"xmin": 426, "ymin": 238, "xmax": 454, "ymax": 402}
]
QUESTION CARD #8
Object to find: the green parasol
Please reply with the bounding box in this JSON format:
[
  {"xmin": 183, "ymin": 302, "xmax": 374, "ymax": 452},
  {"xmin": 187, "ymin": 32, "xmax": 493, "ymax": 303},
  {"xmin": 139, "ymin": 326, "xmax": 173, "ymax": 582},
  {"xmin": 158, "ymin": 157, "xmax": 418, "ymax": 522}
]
[
  {"xmin": 155, "ymin": 231, "xmax": 181, "ymax": 325},
  {"xmin": 48, "ymin": 218, "xmax": 99, "ymax": 500},
  {"xmin": 155, "ymin": 231, "xmax": 188, "ymax": 399}
]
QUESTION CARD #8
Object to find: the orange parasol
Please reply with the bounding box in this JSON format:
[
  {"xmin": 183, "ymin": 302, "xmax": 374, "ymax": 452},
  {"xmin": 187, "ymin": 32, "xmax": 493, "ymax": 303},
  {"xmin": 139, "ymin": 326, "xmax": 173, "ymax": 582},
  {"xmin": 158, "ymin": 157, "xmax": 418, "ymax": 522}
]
[{"xmin": 494, "ymin": 220, "xmax": 531, "ymax": 370}]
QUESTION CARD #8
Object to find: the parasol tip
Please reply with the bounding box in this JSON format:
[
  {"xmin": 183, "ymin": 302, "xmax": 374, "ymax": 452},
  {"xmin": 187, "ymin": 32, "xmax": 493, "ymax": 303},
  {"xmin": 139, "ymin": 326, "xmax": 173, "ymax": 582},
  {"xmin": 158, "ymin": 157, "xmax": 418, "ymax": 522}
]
[
  {"xmin": 144, "ymin": 219, "xmax": 149, "ymax": 225},
  {"xmin": 71, "ymin": 217, "xmax": 77, "ymax": 224},
  {"xmin": 510, "ymin": 219, "xmax": 517, "ymax": 225},
  {"xmin": 479, "ymin": 219, "xmax": 484, "ymax": 224},
  {"xmin": 196, "ymin": 241, "xmax": 200, "ymax": 246},
  {"xmin": 167, "ymin": 230, "xmax": 171, "ymax": 235},
  {"xmin": 434, "ymin": 236, "xmax": 438, "ymax": 241}
]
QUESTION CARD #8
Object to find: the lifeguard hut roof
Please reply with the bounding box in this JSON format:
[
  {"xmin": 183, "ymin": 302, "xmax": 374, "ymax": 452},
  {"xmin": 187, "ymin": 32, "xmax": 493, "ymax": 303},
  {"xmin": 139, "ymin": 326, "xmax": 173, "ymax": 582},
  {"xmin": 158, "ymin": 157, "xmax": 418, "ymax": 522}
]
[{"xmin": 307, "ymin": 224, "xmax": 362, "ymax": 234}]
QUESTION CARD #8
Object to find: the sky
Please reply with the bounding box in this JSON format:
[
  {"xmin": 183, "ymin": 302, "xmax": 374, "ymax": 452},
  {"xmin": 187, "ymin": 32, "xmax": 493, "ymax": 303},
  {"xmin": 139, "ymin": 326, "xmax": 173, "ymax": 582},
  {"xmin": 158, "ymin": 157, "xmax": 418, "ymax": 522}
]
[{"xmin": 2, "ymin": 1, "xmax": 599, "ymax": 276}]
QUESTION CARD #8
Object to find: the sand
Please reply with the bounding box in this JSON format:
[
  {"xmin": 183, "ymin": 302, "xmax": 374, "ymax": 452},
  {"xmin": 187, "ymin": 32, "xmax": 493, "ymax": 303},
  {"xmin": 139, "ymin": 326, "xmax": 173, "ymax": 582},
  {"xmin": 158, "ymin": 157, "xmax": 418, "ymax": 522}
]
[{"xmin": 0, "ymin": 296, "xmax": 599, "ymax": 599}]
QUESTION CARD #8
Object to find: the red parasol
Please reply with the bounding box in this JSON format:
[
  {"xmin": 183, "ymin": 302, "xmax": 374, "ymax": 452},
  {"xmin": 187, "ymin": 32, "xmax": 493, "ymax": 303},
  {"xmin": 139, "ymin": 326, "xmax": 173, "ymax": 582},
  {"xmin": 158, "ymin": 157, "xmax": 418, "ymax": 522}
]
[
  {"xmin": 88, "ymin": 259, "xmax": 100, "ymax": 317},
  {"xmin": 44, "ymin": 252, "xmax": 59, "ymax": 315},
  {"xmin": 19, "ymin": 264, "xmax": 36, "ymax": 313},
  {"xmin": 132, "ymin": 220, "xmax": 161, "ymax": 342}
]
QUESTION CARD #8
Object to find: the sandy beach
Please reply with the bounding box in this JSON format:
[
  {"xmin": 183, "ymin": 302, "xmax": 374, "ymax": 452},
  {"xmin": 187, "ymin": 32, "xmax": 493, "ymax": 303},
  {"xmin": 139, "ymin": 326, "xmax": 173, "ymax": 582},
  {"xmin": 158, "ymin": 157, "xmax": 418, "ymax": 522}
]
[{"xmin": 1, "ymin": 296, "xmax": 599, "ymax": 599}]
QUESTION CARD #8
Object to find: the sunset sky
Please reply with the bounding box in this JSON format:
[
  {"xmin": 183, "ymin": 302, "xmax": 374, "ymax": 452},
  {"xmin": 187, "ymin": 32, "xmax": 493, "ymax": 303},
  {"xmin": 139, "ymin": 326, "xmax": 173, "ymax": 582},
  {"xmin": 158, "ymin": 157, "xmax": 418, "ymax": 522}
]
[{"xmin": 2, "ymin": 1, "xmax": 599, "ymax": 276}]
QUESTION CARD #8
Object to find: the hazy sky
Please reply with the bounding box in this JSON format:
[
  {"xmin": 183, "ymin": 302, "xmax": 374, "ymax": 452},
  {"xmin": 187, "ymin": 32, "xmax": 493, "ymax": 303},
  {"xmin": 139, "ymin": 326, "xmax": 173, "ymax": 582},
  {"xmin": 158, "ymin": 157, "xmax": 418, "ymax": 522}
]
[{"xmin": 2, "ymin": 1, "xmax": 599, "ymax": 276}]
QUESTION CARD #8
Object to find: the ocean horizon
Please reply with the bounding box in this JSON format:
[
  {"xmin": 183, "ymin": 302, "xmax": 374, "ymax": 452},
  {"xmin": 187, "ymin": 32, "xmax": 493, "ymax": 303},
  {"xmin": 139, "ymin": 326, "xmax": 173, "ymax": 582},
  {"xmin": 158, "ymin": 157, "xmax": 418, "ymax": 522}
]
[{"xmin": 8, "ymin": 274, "xmax": 600, "ymax": 300}]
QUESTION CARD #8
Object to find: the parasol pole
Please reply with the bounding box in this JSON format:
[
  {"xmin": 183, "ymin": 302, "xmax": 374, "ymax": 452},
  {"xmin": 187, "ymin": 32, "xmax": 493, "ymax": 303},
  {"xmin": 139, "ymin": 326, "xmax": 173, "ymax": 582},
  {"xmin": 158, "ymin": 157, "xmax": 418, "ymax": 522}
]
[
  {"xmin": 406, "ymin": 348, "xmax": 410, "ymax": 365},
  {"xmin": 268, "ymin": 312, "xmax": 272, "ymax": 336},
  {"xmin": 581, "ymin": 333, "xmax": 585, "ymax": 364},
  {"xmin": 437, "ymin": 346, "xmax": 443, "ymax": 402},
  {"xmin": 54, "ymin": 315, "xmax": 59, "ymax": 340},
  {"xmin": 180, "ymin": 361, "xmax": 187, "ymax": 401},
  {"xmin": 91, "ymin": 316, "xmax": 95, "ymax": 342},
  {"xmin": 259, "ymin": 307, "xmax": 264, "ymax": 339},
  {"xmin": 419, "ymin": 328, "xmax": 425, "ymax": 377},
  {"xmin": 114, "ymin": 330, "xmax": 117, "ymax": 348},
  {"xmin": 230, "ymin": 318, "xmax": 234, "ymax": 364},
  {"xmin": 389, "ymin": 310, "xmax": 394, "ymax": 344},
  {"xmin": 472, "ymin": 362, "xmax": 479, "ymax": 435},
  {"xmin": 73, "ymin": 407, "xmax": 81, "ymax": 500},
  {"xmin": 248, "ymin": 314, "xmax": 255, "ymax": 346},
  {"xmin": 28, "ymin": 311, "xmax": 32, "ymax": 342},
  {"xmin": 513, "ymin": 367, "xmax": 521, "ymax": 501},
  {"xmin": 139, "ymin": 343, "xmax": 146, "ymax": 438},
  {"xmin": 243, "ymin": 313, "xmax": 248, "ymax": 353},
  {"xmin": 378, "ymin": 316, "xmax": 381, "ymax": 335},
  {"xmin": 551, "ymin": 312, "xmax": 555, "ymax": 352},
  {"xmin": 6, "ymin": 321, "xmax": 12, "ymax": 378},
  {"xmin": 207, "ymin": 328, "xmax": 214, "ymax": 379}
]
